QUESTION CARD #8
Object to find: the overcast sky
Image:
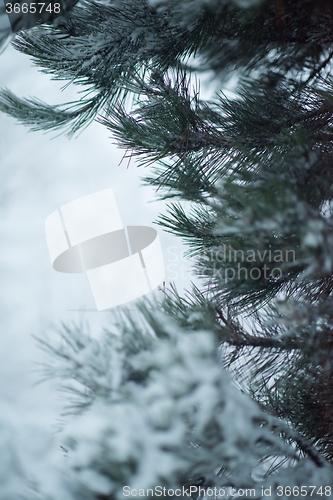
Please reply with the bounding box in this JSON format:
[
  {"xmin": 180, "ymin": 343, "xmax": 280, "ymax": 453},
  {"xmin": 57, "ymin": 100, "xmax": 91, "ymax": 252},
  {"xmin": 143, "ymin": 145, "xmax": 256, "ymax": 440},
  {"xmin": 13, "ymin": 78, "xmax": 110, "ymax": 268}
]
[{"xmin": 0, "ymin": 43, "xmax": 196, "ymax": 443}]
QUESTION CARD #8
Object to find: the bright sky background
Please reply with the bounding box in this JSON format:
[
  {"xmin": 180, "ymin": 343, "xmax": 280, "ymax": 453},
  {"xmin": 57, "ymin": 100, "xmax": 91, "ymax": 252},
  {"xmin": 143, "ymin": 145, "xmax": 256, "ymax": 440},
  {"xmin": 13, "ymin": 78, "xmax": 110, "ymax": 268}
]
[{"xmin": 0, "ymin": 43, "xmax": 195, "ymax": 444}]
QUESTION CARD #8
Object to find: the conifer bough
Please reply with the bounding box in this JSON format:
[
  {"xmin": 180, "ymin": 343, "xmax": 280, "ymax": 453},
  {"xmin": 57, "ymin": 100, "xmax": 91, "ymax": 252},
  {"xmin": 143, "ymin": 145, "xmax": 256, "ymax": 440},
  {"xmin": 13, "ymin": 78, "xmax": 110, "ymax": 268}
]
[{"xmin": 1, "ymin": 0, "xmax": 333, "ymax": 499}]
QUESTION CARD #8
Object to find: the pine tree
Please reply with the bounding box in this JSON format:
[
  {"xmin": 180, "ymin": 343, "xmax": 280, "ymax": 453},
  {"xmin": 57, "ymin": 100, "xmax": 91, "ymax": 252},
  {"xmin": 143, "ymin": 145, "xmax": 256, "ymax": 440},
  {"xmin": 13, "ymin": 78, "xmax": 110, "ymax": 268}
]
[{"xmin": 1, "ymin": 0, "xmax": 333, "ymax": 498}]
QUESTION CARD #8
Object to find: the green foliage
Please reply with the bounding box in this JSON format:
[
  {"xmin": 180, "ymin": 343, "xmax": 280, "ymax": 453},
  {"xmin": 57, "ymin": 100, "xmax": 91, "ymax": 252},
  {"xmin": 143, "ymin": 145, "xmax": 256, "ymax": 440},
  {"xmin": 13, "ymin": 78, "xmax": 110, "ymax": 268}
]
[{"xmin": 2, "ymin": 0, "xmax": 333, "ymax": 496}]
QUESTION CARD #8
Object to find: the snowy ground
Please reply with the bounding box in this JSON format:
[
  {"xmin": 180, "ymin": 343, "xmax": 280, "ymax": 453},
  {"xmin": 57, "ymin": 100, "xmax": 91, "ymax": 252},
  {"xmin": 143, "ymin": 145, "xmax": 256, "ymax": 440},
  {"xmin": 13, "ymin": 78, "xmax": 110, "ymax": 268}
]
[{"xmin": 0, "ymin": 43, "xmax": 194, "ymax": 496}]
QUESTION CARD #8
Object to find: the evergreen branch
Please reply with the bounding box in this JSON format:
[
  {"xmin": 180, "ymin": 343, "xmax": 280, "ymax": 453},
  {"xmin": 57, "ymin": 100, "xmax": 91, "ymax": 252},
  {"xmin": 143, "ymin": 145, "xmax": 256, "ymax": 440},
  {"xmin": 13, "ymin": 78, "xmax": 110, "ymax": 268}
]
[
  {"xmin": 304, "ymin": 48, "xmax": 333, "ymax": 85},
  {"xmin": 156, "ymin": 203, "xmax": 219, "ymax": 255},
  {"xmin": 2, "ymin": 0, "xmax": 333, "ymax": 492},
  {"xmin": 215, "ymin": 308, "xmax": 302, "ymax": 350},
  {"xmin": 0, "ymin": 88, "xmax": 109, "ymax": 135},
  {"xmin": 219, "ymin": 331, "xmax": 301, "ymax": 350},
  {"xmin": 269, "ymin": 417, "xmax": 327, "ymax": 468}
]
